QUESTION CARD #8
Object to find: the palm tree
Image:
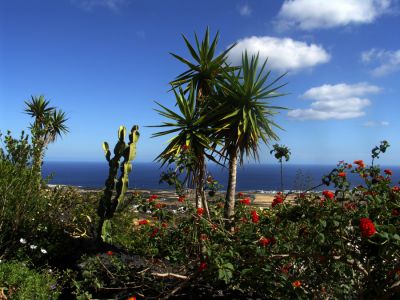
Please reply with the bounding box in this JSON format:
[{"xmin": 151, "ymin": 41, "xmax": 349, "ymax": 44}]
[
  {"xmin": 167, "ymin": 28, "xmax": 236, "ymax": 209},
  {"xmin": 25, "ymin": 95, "xmax": 68, "ymax": 175},
  {"xmin": 151, "ymin": 86, "xmax": 213, "ymax": 214},
  {"xmin": 270, "ymin": 144, "xmax": 291, "ymax": 192},
  {"xmin": 208, "ymin": 52, "xmax": 287, "ymax": 224}
]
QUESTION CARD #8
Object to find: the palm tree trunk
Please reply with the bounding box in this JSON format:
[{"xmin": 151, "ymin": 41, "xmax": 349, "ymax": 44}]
[
  {"xmin": 280, "ymin": 161, "xmax": 283, "ymax": 192},
  {"xmin": 224, "ymin": 146, "xmax": 237, "ymax": 225},
  {"xmin": 196, "ymin": 154, "xmax": 210, "ymax": 218}
]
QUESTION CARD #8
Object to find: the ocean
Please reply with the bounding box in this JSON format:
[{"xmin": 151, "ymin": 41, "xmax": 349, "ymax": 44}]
[{"xmin": 42, "ymin": 161, "xmax": 400, "ymax": 192}]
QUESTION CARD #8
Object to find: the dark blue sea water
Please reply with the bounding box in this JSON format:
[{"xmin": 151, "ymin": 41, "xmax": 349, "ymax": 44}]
[{"xmin": 42, "ymin": 162, "xmax": 400, "ymax": 192}]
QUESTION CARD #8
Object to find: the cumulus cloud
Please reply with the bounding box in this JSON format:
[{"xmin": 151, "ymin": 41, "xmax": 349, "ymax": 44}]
[
  {"xmin": 71, "ymin": 0, "xmax": 127, "ymax": 11},
  {"xmin": 288, "ymin": 83, "xmax": 381, "ymax": 120},
  {"xmin": 228, "ymin": 36, "xmax": 330, "ymax": 71},
  {"xmin": 238, "ymin": 4, "xmax": 252, "ymax": 16},
  {"xmin": 361, "ymin": 48, "xmax": 400, "ymax": 76},
  {"xmin": 276, "ymin": 0, "xmax": 393, "ymax": 30}
]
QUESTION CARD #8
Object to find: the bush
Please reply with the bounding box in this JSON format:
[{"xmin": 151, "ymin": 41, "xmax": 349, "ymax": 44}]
[{"xmin": 0, "ymin": 261, "xmax": 62, "ymax": 299}]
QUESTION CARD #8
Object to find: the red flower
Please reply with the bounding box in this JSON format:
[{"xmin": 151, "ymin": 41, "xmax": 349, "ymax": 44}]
[
  {"xmin": 292, "ymin": 280, "xmax": 301, "ymax": 288},
  {"xmin": 392, "ymin": 186, "xmax": 400, "ymax": 192},
  {"xmin": 178, "ymin": 195, "xmax": 185, "ymax": 202},
  {"xmin": 151, "ymin": 228, "xmax": 159, "ymax": 238},
  {"xmin": 198, "ymin": 261, "xmax": 207, "ymax": 272},
  {"xmin": 138, "ymin": 219, "xmax": 149, "ymax": 225},
  {"xmin": 338, "ymin": 172, "xmax": 346, "ymax": 178},
  {"xmin": 322, "ymin": 190, "xmax": 334, "ymax": 200},
  {"xmin": 240, "ymin": 197, "xmax": 251, "ymax": 205},
  {"xmin": 150, "ymin": 194, "xmax": 158, "ymax": 199},
  {"xmin": 197, "ymin": 207, "xmax": 204, "ymax": 217},
  {"xmin": 347, "ymin": 164, "xmax": 353, "ymax": 169},
  {"xmin": 106, "ymin": 250, "xmax": 113, "ymax": 256},
  {"xmin": 354, "ymin": 160, "xmax": 365, "ymax": 168},
  {"xmin": 251, "ymin": 210, "xmax": 259, "ymax": 223},
  {"xmin": 126, "ymin": 296, "xmax": 136, "ymax": 300},
  {"xmin": 240, "ymin": 217, "xmax": 248, "ymax": 223},
  {"xmin": 200, "ymin": 233, "xmax": 208, "ymax": 241},
  {"xmin": 238, "ymin": 192, "xmax": 244, "ymax": 198},
  {"xmin": 259, "ymin": 237, "xmax": 275, "ymax": 247},
  {"xmin": 359, "ymin": 218, "xmax": 377, "ymax": 237},
  {"xmin": 155, "ymin": 203, "xmax": 165, "ymax": 209},
  {"xmin": 384, "ymin": 169, "xmax": 393, "ymax": 176},
  {"xmin": 271, "ymin": 195, "xmax": 284, "ymax": 208}
]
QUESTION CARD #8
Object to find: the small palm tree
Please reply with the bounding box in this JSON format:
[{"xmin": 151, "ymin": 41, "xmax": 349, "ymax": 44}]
[
  {"xmin": 25, "ymin": 95, "xmax": 68, "ymax": 175},
  {"xmin": 208, "ymin": 52, "xmax": 287, "ymax": 223},
  {"xmin": 151, "ymin": 86, "xmax": 213, "ymax": 214},
  {"xmin": 270, "ymin": 144, "xmax": 291, "ymax": 192}
]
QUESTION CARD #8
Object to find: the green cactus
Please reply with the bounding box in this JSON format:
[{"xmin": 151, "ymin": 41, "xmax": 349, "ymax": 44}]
[{"xmin": 97, "ymin": 125, "xmax": 140, "ymax": 242}]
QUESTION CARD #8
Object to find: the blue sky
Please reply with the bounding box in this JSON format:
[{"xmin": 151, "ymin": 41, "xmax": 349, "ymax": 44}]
[{"xmin": 1, "ymin": 0, "xmax": 399, "ymax": 165}]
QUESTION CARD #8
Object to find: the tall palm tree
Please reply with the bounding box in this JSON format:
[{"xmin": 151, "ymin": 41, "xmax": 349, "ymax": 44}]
[
  {"xmin": 168, "ymin": 28, "xmax": 236, "ymax": 209},
  {"xmin": 151, "ymin": 86, "xmax": 213, "ymax": 213},
  {"xmin": 270, "ymin": 144, "xmax": 291, "ymax": 192},
  {"xmin": 208, "ymin": 52, "xmax": 288, "ymax": 223},
  {"xmin": 25, "ymin": 95, "xmax": 68, "ymax": 175}
]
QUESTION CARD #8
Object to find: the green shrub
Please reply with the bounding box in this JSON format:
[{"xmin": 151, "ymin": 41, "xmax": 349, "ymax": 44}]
[{"xmin": 0, "ymin": 261, "xmax": 62, "ymax": 299}]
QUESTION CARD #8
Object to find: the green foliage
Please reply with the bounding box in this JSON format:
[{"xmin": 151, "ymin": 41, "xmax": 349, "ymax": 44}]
[
  {"xmin": 0, "ymin": 261, "xmax": 62, "ymax": 299},
  {"xmin": 97, "ymin": 125, "xmax": 140, "ymax": 241},
  {"xmin": 0, "ymin": 130, "xmax": 32, "ymax": 166}
]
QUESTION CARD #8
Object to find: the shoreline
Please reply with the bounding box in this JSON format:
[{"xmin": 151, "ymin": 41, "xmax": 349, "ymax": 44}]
[{"xmin": 47, "ymin": 184, "xmax": 302, "ymax": 206}]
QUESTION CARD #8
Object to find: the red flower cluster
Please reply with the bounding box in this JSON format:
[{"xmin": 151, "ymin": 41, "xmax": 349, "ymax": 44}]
[
  {"xmin": 322, "ymin": 190, "xmax": 334, "ymax": 200},
  {"xmin": 238, "ymin": 192, "xmax": 244, "ymax": 198},
  {"xmin": 126, "ymin": 296, "xmax": 136, "ymax": 300},
  {"xmin": 138, "ymin": 219, "xmax": 149, "ymax": 225},
  {"xmin": 178, "ymin": 195, "xmax": 185, "ymax": 202},
  {"xmin": 197, "ymin": 207, "xmax": 204, "ymax": 217},
  {"xmin": 151, "ymin": 228, "xmax": 159, "ymax": 238},
  {"xmin": 149, "ymin": 194, "xmax": 158, "ymax": 202},
  {"xmin": 251, "ymin": 210, "xmax": 259, "ymax": 223},
  {"xmin": 384, "ymin": 169, "xmax": 393, "ymax": 176},
  {"xmin": 392, "ymin": 186, "xmax": 400, "ymax": 192},
  {"xmin": 338, "ymin": 172, "xmax": 346, "ymax": 178},
  {"xmin": 155, "ymin": 203, "xmax": 165, "ymax": 209},
  {"xmin": 292, "ymin": 280, "xmax": 301, "ymax": 288},
  {"xmin": 200, "ymin": 233, "xmax": 208, "ymax": 241},
  {"xmin": 271, "ymin": 194, "xmax": 284, "ymax": 208},
  {"xmin": 354, "ymin": 160, "xmax": 365, "ymax": 168},
  {"xmin": 259, "ymin": 236, "xmax": 276, "ymax": 247},
  {"xmin": 106, "ymin": 250, "xmax": 113, "ymax": 256},
  {"xmin": 240, "ymin": 197, "xmax": 251, "ymax": 205},
  {"xmin": 198, "ymin": 261, "xmax": 207, "ymax": 272},
  {"xmin": 359, "ymin": 218, "xmax": 377, "ymax": 237}
]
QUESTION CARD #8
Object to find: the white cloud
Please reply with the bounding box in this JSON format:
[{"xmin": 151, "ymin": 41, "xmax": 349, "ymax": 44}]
[
  {"xmin": 361, "ymin": 48, "xmax": 400, "ymax": 76},
  {"xmin": 228, "ymin": 36, "xmax": 330, "ymax": 71},
  {"xmin": 276, "ymin": 0, "xmax": 393, "ymax": 30},
  {"xmin": 238, "ymin": 4, "xmax": 252, "ymax": 16},
  {"xmin": 288, "ymin": 83, "xmax": 381, "ymax": 120},
  {"xmin": 363, "ymin": 120, "xmax": 390, "ymax": 127},
  {"xmin": 71, "ymin": 0, "xmax": 127, "ymax": 11}
]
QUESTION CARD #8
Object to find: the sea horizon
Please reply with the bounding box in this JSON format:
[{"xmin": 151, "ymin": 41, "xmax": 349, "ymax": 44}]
[{"xmin": 42, "ymin": 161, "xmax": 400, "ymax": 192}]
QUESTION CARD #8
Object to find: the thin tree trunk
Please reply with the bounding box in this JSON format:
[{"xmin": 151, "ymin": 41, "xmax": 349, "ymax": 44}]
[
  {"xmin": 280, "ymin": 161, "xmax": 283, "ymax": 192},
  {"xmin": 196, "ymin": 154, "xmax": 210, "ymax": 218},
  {"xmin": 224, "ymin": 146, "xmax": 237, "ymax": 226}
]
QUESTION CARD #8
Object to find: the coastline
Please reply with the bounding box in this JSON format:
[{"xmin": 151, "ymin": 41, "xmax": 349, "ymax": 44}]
[{"xmin": 47, "ymin": 184, "xmax": 298, "ymax": 207}]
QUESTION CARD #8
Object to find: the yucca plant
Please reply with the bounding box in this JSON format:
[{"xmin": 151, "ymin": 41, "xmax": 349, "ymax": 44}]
[
  {"xmin": 208, "ymin": 52, "xmax": 288, "ymax": 223},
  {"xmin": 151, "ymin": 86, "xmax": 213, "ymax": 214},
  {"xmin": 25, "ymin": 95, "xmax": 68, "ymax": 176},
  {"xmin": 159, "ymin": 28, "xmax": 236, "ymax": 211}
]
